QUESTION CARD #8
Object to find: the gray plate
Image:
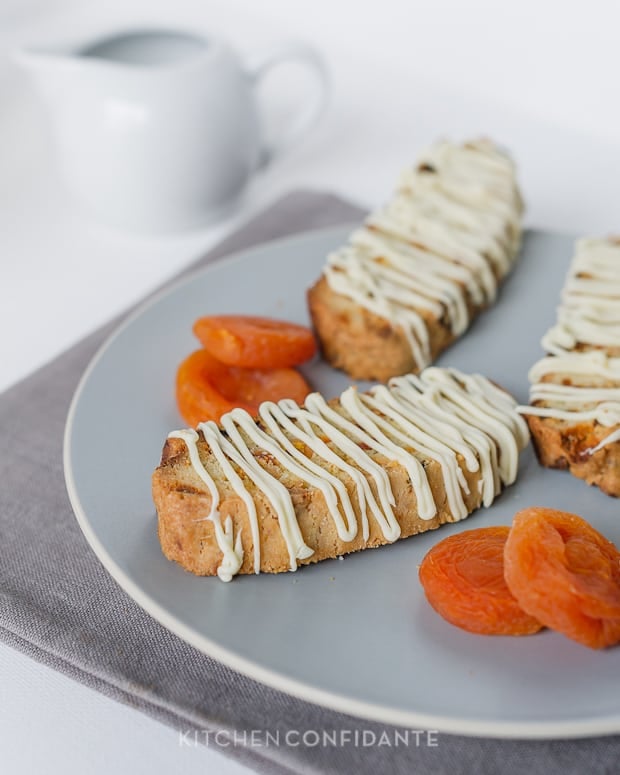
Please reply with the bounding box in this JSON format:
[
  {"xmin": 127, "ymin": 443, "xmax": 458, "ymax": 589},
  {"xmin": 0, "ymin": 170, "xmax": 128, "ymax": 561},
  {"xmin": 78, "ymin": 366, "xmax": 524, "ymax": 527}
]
[{"xmin": 64, "ymin": 226, "xmax": 620, "ymax": 738}]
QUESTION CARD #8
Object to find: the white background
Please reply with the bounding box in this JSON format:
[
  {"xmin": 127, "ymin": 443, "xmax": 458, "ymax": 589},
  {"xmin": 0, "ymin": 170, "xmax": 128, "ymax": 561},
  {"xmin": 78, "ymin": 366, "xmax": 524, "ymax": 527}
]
[{"xmin": 1, "ymin": 0, "xmax": 619, "ymax": 773}]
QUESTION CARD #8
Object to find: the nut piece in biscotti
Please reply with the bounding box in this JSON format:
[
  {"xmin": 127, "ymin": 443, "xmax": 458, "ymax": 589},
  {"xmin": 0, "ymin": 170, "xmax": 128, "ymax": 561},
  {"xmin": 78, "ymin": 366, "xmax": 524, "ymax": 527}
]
[
  {"xmin": 153, "ymin": 367, "xmax": 530, "ymax": 581},
  {"xmin": 307, "ymin": 138, "xmax": 523, "ymax": 381}
]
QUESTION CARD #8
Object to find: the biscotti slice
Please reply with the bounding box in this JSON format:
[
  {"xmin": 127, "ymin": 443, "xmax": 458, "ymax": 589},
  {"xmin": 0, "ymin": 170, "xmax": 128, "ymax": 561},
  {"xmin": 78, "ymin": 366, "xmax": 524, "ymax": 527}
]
[
  {"xmin": 518, "ymin": 238, "xmax": 620, "ymax": 496},
  {"xmin": 307, "ymin": 138, "xmax": 524, "ymax": 382},
  {"xmin": 153, "ymin": 367, "xmax": 530, "ymax": 581}
]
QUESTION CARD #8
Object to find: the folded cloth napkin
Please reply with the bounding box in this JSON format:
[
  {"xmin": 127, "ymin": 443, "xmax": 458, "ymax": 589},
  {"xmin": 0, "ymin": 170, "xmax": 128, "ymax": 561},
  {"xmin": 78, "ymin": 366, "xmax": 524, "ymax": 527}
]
[{"xmin": 1, "ymin": 190, "xmax": 619, "ymax": 775}]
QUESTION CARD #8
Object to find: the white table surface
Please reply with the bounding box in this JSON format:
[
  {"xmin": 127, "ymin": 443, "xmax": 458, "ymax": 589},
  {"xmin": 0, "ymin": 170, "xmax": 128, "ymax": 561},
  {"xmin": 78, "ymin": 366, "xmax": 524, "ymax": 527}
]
[{"xmin": 2, "ymin": 1, "xmax": 620, "ymax": 772}]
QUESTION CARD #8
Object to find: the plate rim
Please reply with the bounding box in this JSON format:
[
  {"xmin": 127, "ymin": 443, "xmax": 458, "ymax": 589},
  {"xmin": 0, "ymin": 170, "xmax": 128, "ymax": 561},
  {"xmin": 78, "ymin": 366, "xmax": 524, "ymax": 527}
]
[{"xmin": 63, "ymin": 224, "xmax": 620, "ymax": 740}]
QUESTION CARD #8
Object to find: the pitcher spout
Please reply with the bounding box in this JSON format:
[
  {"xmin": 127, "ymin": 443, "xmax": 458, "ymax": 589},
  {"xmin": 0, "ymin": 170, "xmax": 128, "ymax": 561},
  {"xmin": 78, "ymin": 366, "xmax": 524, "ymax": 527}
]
[
  {"xmin": 15, "ymin": 44, "xmax": 79, "ymax": 71},
  {"xmin": 14, "ymin": 45, "xmax": 88, "ymax": 102}
]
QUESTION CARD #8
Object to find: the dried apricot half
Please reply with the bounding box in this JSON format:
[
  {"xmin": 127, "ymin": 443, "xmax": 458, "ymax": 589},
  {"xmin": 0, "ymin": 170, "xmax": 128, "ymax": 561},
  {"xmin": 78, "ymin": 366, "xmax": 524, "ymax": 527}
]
[
  {"xmin": 504, "ymin": 508, "xmax": 620, "ymax": 649},
  {"xmin": 176, "ymin": 349, "xmax": 312, "ymax": 427},
  {"xmin": 419, "ymin": 526, "xmax": 543, "ymax": 636},
  {"xmin": 193, "ymin": 315, "xmax": 317, "ymax": 369}
]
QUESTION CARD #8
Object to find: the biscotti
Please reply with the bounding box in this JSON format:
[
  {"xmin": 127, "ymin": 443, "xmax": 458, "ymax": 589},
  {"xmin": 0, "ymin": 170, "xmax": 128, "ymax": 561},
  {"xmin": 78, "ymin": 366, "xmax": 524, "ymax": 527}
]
[
  {"xmin": 153, "ymin": 367, "xmax": 530, "ymax": 581},
  {"xmin": 307, "ymin": 139, "xmax": 524, "ymax": 382},
  {"xmin": 518, "ymin": 238, "xmax": 620, "ymax": 496}
]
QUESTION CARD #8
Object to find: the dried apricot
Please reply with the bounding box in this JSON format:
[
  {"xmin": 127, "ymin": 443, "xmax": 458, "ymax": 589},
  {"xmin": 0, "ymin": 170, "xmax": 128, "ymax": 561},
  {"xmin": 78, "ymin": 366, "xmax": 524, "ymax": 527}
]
[
  {"xmin": 176, "ymin": 349, "xmax": 312, "ymax": 427},
  {"xmin": 193, "ymin": 315, "xmax": 317, "ymax": 369},
  {"xmin": 504, "ymin": 508, "xmax": 620, "ymax": 649},
  {"xmin": 419, "ymin": 526, "xmax": 543, "ymax": 636}
]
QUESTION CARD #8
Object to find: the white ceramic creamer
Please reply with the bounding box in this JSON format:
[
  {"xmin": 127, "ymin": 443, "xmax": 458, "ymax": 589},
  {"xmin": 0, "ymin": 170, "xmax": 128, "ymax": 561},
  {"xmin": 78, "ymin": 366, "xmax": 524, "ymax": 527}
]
[{"xmin": 18, "ymin": 29, "xmax": 328, "ymax": 232}]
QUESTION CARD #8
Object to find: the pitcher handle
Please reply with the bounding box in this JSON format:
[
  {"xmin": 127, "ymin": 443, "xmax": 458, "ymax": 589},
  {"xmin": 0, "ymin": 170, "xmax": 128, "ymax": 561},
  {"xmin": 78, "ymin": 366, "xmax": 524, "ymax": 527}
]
[{"xmin": 247, "ymin": 43, "xmax": 329, "ymax": 168}]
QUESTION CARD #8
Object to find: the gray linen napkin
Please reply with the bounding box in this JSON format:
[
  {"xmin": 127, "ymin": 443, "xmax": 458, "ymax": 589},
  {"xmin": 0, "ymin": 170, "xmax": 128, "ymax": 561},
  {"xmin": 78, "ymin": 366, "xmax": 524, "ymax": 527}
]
[{"xmin": 1, "ymin": 190, "xmax": 619, "ymax": 775}]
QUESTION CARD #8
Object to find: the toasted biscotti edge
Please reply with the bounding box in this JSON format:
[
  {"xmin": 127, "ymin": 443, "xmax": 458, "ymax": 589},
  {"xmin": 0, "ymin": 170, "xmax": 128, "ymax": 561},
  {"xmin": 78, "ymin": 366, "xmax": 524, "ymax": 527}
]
[
  {"xmin": 307, "ymin": 275, "xmax": 463, "ymax": 382},
  {"xmin": 526, "ymin": 414, "xmax": 620, "ymax": 497},
  {"xmin": 153, "ymin": 433, "xmax": 487, "ymax": 577}
]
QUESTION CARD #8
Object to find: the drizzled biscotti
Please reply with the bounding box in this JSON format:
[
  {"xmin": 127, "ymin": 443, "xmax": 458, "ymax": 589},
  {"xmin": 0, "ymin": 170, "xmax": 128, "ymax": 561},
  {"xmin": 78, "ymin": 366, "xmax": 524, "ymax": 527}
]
[
  {"xmin": 153, "ymin": 367, "xmax": 530, "ymax": 581},
  {"xmin": 307, "ymin": 139, "xmax": 524, "ymax": 382},
  {"xmin": 518, "ymin": 238, "xmax": 620, "ymax": 496}
]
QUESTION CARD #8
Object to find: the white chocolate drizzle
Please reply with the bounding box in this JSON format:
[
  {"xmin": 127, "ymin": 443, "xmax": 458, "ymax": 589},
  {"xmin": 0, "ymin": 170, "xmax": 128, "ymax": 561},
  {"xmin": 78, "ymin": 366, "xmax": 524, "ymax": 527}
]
[
  {"xmin": 168, "ymin": 429, "xmax": 243, "ymax": 582},
  {"xmin": 168, "ymin": 367, "xmax": 529, "ymax": 581},
  {"xmin": 323, "ymin": 139, "xmax": 523, "ymax": 371},
  {"xmin": 519, "ymin": 238, "xmax": 620, "ymax": 456},
  {"xmin": 541, "ymin": 239, "xmax": 620, "ymax": 355}
]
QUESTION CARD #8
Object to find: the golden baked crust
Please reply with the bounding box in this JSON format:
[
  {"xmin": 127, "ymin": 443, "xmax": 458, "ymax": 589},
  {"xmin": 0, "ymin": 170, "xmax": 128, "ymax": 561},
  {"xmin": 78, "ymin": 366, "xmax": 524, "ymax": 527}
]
[
  {"xmin": 153, "ymin": 369, "xmax": 529, "ymax": 579},
  {"xmin": 307, "ymin": 276, "xmax": 477, "ymax": 383},
  {"xmin": 153, "ymin": 430, "xmax": 485, "ymax": 576},
  {"xmin": 307, "ymin": 139, "xmax": 523, "ymax": 381},
  {"xmin": 527, "ymin": 415, "xmax": 620, "ymax": 497},
  {"xmin": 519, "ymin": 236, "xmax": 620, "ymax": 498}
]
